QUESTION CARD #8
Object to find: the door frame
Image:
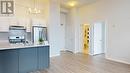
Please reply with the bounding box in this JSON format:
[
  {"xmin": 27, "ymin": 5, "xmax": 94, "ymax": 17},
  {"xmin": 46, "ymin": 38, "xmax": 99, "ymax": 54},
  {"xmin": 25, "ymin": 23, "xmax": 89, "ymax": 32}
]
[
  {"xmin": 82, "ymin": 24, "xmax": 90, "ymax": 54},
  {"xmin": 80, "ymin": 21, "xmax": 107, "ymax": 56},
  {"xmin": 90, "ymin": 21, "xmax": 107, "ymax": 55}
]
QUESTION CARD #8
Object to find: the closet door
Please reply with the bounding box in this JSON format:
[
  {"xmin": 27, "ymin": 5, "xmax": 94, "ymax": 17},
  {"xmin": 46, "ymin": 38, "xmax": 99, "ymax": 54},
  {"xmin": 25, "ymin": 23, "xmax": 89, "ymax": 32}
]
[{"xmin": 93, "ymin": 22, "xmax": 104, "ymax": 55}]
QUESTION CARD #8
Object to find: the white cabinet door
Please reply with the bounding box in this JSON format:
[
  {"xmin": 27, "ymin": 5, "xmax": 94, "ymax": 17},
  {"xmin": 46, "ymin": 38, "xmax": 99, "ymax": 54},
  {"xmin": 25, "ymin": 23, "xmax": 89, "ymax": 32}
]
[
  {"xmin": 32, "ymin": 19, "xmax": 46, "ymax": 27},
  {"xmin": 26, "ymin": 20, "xmax": 31, "ymax": 32},
  {"xmin": 9, "ymin": 18, "xmax": 31, "ymax": 32},
  {"xmin": 9, "ymin": 17, "xmax": 18, "ymax": 26},
  {"xmin": 0, "ymin": 17, "xmax": 9, "ymax": 32},
  {"xmin": 18, "ymin": 18, "xmax": 31, "ymax": 32},
  {"xmin": 93, "ymin": 22, "xmax": 104, "ymax": 55}
]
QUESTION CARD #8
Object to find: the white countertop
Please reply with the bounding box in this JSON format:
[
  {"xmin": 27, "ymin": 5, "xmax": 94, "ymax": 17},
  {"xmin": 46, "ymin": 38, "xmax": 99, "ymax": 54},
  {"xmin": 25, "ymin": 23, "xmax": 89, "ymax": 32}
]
[{"xmin": 0, "ymin": 42, "xmax": 49, "ymax": 50}]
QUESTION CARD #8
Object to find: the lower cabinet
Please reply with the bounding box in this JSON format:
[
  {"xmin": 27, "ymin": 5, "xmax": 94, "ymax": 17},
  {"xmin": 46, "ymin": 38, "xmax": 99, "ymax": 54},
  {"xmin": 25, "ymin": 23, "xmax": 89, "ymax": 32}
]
[
  {"xmin": 19, "ymin": 48, "xmax": 38, "ymax": 73},
  {"xmin": 0, "ymin": 50, "xmax": 18, "ymax": 73},
  {"xmin": 0, "ymin": 46, "xmax": 49, "ymax": 73},
  {"xmin": 0, "ymin": 51, "xmax": 3, "ymax": 73},
  {"xmin": 38, "ymin": 46, "xmax": 49, "ymax": 70}
]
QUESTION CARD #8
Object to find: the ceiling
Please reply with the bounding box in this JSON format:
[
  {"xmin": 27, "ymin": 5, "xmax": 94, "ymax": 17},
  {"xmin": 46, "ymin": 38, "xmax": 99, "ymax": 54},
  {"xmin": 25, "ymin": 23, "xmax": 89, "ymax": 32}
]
[{"xmin": 60, "ymin": 0, "xmax": 97, "ymax": 9}]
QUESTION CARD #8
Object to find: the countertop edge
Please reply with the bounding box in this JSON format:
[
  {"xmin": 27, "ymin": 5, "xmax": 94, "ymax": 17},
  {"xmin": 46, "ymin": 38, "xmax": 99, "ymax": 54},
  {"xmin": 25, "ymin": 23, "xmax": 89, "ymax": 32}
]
[{"xmin": 0, "ymin": 45, "xmax": 50, "ymax": 51}]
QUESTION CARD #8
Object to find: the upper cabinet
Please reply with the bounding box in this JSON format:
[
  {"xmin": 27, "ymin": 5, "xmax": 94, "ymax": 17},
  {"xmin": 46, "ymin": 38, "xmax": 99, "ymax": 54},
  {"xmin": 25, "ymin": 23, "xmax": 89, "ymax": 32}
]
[
  {"xmin": 0, "ymin": 17, "xmax": 46, "ymax": 32},
  {"xmin": 0, "ymin": 17, "xmax": 9, "ymax": 32},
  {"xmin": 9, "ymin": 17, "xmax": 18, "ymax": 26},
  {"xmin": 9, "ymin": 17, "xmax": 32, "ymax": 32},
  {"xmin": 0, "ymin": 0, "xmax": 48, "ymax": 32},
  {"xmin": 18, "ymin": 18, "xmax": 32, "ymax": 32},
  {"xmin": 31, "ymin": 19, "xmax": 47, "ymax": 27},
  {"xmin": 26, "ymin": 19, "xmax": 32, "ymax": 32}
]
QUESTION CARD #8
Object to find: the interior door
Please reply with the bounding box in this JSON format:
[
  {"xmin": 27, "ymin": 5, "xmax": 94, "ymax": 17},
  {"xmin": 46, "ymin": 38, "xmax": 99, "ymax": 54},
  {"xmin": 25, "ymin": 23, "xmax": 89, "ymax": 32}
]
[
  {"xmin": 93, "ymin": 22, "xmax": 104, "ymax": 55},
  {"xmin": 83, "ymin": 24, "xmax": 90, "ymax": 54},
  {"xmin": 60, "ymin": 13, "xmax": 66, "ymax": 51}
]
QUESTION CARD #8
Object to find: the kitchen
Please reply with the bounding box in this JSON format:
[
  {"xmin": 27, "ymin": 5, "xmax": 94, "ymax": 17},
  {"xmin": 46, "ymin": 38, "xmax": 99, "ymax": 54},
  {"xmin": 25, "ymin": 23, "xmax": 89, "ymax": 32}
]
[
  {"xmin": 0, "ymin": 21, "xmax": 50, "ymax": 73},
  {"xmin": 0, "ymin": 0, "xmax": 57, "ymax": 73}
]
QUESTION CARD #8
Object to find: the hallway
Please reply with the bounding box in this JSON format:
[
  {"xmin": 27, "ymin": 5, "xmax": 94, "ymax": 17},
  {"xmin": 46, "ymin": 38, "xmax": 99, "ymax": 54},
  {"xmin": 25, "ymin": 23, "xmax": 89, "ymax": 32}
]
[{"xmin": 40, "ymin": 52, "xmax": 130, "ymax": 73}]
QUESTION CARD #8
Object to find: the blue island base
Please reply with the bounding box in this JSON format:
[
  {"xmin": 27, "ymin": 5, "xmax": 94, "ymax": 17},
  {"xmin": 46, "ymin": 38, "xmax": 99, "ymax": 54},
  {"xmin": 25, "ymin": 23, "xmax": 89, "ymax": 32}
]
[{"xmin": 0, "ymin": 46, "xmax": 49, "ymax": 73}]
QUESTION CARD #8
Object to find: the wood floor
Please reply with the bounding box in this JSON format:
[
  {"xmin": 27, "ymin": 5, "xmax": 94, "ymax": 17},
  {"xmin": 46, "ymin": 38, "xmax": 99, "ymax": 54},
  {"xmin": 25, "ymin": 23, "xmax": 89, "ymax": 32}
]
[{"xmin": 39, "ymin": 52, "xmax": 130, "ymax": 73}]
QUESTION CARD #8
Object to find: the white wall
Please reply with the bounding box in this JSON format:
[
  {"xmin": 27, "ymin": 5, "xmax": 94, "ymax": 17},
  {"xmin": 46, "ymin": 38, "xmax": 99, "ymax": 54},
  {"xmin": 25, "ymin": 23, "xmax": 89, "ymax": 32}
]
[
  {"xmin": 14, "ymin": 0, "xmax": 49, "ymax": 21},
  {"xmin": 48, "ymin": 0, "xmax": 61, "ymax": 57},
  {"xmin": 60, "ymin": 7, "xmax": 69, "ymax": 13},
  {"xmin": 78, "ymin": 0, "xmax": 130, "ymax": 64}
]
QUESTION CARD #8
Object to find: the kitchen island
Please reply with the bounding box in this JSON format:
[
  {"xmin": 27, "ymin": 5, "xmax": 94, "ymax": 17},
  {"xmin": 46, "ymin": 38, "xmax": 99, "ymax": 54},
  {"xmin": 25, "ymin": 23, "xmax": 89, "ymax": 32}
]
[{"xmin": 0, "ymin": 43, "xmax": 50, "ymax": 73}]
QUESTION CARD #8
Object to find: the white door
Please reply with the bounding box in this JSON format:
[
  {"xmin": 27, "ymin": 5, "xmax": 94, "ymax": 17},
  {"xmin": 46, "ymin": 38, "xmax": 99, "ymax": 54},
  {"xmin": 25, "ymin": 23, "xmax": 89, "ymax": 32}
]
[
  {"xmin": 93, "ymin": 22, "xmax": 104, "ymax": 55},
  {"xmin": 60, "ymin": 13, "xmax": 66, "ymax": 51}
]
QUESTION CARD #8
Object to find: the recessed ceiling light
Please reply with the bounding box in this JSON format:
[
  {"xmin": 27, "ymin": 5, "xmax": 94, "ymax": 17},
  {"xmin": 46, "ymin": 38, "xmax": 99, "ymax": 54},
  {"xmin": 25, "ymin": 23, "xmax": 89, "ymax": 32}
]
[{"xmin": 67, "ymin": 0, "xmax": 78, "ymax": 7}]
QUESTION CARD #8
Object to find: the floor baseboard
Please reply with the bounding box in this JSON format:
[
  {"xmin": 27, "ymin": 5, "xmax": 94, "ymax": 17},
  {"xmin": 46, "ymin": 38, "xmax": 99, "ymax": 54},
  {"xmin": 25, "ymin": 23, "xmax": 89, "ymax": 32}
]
[{"xmin": 106, "ymin": 57, "xmax": 130, "ymax": 65}]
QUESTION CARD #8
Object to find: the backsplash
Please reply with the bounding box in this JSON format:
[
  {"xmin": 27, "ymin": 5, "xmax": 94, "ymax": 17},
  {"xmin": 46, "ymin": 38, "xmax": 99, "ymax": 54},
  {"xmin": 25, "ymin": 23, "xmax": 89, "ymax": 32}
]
[
  {"xmin": 0, "ymin": 32, "xmax": 9, "ymax": 41},
  {"xmin": 0, "ymin": 32, "xmax": 31, "ymax": 42},
  {"xmin": 26, "ymin": 32, "xmax": 31, "ymax": 42}
]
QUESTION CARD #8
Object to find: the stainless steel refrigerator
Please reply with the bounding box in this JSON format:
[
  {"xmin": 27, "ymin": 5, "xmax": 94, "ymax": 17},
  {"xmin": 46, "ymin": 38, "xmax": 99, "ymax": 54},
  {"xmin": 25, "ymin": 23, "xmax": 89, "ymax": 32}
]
[{"xmin": 32, "ymin": 26, "xmax": 47, "ymax": 44}]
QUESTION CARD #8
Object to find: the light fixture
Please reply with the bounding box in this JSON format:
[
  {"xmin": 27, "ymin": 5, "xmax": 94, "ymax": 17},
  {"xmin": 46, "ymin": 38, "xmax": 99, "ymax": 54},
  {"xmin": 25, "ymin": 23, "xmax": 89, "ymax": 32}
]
[
  {"xmin": 28, "ymin": 0, "xmax": 41, "ymax": 14},
  {"xmin": 29, "ymin": 8, "xmax": 41, "ymax": 14},
  {"xmin": 67, "ymin": 0, "xmax": 78, "ymax": 7}
]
